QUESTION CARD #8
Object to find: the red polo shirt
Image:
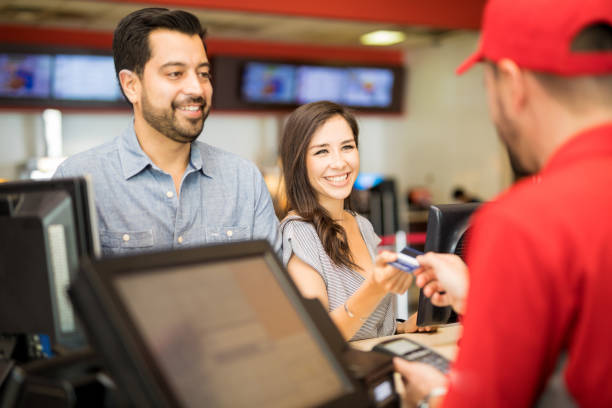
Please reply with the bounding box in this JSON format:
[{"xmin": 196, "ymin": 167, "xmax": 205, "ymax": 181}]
[{"xmin": 443, "ymin": 123, "xmax": 612, "ymax": 407}]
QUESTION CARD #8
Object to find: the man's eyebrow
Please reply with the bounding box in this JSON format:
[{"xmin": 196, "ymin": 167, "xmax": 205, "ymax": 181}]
[{"xmin": 159, "ymin": 61, "xmax": 210, "ymax": 69}]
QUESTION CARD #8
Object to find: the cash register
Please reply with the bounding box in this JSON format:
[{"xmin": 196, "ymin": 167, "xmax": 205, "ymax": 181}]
[{"xmin": 69, "ymin": 240, "xmax": 399, "ymax": 407}]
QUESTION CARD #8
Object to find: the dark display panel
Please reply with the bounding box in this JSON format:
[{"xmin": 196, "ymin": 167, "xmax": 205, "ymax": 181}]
[
  {"xmin": 0, "ymin": 50, "xmax": 127, "ymax": 109},
  {"xmin": 215, "ymin": 56, "xmax": 405, "ymax": 113},
  {"xmin": 0, "ymin": 50, "xmax": 405, "ymax": 112}
]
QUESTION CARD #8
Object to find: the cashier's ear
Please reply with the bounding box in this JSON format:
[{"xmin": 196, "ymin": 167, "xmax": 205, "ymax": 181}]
[
  {"xmin": 118, "ymin": 69, "xmax": 140, "ymax": 105},
  {"xmin": 495, "ymin": 59, "xmax": 528, "ymax": 116}
]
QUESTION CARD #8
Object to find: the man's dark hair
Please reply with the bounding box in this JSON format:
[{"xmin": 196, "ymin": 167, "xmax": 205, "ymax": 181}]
[
  {"xmin": 532, "ymin": 22, "xmax": 612, "ymax": 110},
  {"xmin": 487, "ymin": 23, "xmax": 612, "ymax": 111},
  {"xmin": 112, "ymin": 8, "xmax": 206, "ymax": 81},
  {"xmin": 571, "ymin": 22, "xmax": 612, "ymax": 53}
]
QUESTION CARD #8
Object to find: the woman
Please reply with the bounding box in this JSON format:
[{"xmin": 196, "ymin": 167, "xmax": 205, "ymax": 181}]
[{"xmin": 280, "ymin": 101, "xmax": 417, "ymax": 341}]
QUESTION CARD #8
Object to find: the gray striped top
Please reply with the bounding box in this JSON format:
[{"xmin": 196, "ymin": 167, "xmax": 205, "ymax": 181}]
[{"xmin": 280, "ymin": 214, "xmax": 396, "ymax": 341}]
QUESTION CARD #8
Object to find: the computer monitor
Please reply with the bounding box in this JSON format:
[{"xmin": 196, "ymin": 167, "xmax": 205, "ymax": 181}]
[
  {"xmin": 0, "ymin": 177, "xmax": 100, "ymax": 350},
  {"xmin": 0, "ymin": 177, "xmax": 100, "ymax": 259},
  {"xmin": 416, "ymin": 203, "xmax": 480, "ymax": 327},
  {"xmin": 69, "ymin": 241, "xmax": 379, "ymax": 408},
  {"xmin": 350, "ymin": 176, "xmax": 398, "ymax": 237}
]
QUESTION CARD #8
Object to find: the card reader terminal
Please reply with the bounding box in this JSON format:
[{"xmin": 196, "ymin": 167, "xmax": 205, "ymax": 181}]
[{"xmin": 372, "ymin": 337, "xmax": 450, "ymax": 374}]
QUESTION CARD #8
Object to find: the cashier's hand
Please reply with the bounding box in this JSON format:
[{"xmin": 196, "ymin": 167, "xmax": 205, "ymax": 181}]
[
  {"xmin": 370, "ymin": 251, "xmax": 413, "ymax": 294},
  {"xmin": 414, "ymin": 253, "xmax": 469, "ymax": 315},
  {"xmin": 394, "ymin": 358, "xmax": 448, "ymax": 407},
  {"xmin": 396, "ymin": 312, "xmax": 437, "ymax": 333}
]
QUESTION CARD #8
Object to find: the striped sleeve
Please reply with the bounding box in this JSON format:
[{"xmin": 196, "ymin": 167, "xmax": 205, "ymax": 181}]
[{"xmin": 281, "ymin": 219, "xmax": 325, "ymax": 280}]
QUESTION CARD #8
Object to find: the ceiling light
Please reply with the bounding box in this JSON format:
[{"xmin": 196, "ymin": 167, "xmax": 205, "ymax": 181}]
[{"xmin": 360, "ymin": 30, "xmax": 406, "ymax": 46}]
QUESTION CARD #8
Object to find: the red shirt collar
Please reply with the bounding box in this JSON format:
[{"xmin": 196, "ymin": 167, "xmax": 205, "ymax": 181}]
[{"xmin": 541, "ymin": 122, "xmax": 612, "ymax": 175}]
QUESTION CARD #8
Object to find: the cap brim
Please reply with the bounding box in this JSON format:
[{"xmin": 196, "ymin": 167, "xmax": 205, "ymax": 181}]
[{"xmin": 456, "ymin": 50, "xmax": 483, "ymax": 75}]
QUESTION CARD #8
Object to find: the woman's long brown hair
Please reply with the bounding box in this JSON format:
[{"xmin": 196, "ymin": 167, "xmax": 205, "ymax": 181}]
[{"xmin": 280, "ymin": 101, "xmax": 360, "ymax": 271}]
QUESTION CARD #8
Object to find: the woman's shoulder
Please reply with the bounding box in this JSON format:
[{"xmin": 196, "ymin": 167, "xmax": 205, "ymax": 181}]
[
  {"xmin": 351, "ymin": 211, "xmax": 374, "ymax": 230},
  {"xmin": 281, "ymin": 212, "xmax": 304, "ymax": 225},
  {"xmin": 280, "ymin": 213, "xmax": 325, "ymax": 269},
  {"xmin": 350, "ymin": 212, "xmax": 380, "ymax": 244},
  {"xmin": 280, "ymin": 213, "xmax": 316, "ymax": 235}
]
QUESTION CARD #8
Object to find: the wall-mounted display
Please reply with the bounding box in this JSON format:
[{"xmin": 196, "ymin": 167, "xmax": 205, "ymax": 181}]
[
  {"xmin": 0, "ymin": 53, "xmax": 52, "ymax": 99},
  {"xmin": 52, "ymin": 55, "xmax": 123, "ymax": 101},
  {"xmin": 241, "ymin": 62, "xmax": 296, "ymax": 104},
  {"xmin": 0, "ymin": 50, "xmax": 127, "ymax": 109},
  {"xmin": 0, "ymin": 50, "xmax": 405, "ymax": 113},
  {"xmin": 215, "ymin": 56, "xmax": 405, "ymax": 113}
]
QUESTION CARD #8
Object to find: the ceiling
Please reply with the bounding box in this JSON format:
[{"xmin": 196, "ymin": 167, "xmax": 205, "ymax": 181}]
[{"xmin": 0, "ymin": 0, "xmax": 485, "ymax": 50}]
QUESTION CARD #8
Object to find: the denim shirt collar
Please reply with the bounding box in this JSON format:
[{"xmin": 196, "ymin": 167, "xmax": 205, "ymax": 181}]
[{"xmin": 118, "ymin": 120, "xmax": 212, "ymax": 180}]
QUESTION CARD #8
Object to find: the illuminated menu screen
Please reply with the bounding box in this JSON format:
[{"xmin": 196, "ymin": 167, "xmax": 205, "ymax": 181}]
[
  {"xmin": 52, "ymin": 55, "xmax": 123, "ymax": 101},
  {"xmin": 0, "ymin": 53, "xmax": 52, "ymax": 98}
]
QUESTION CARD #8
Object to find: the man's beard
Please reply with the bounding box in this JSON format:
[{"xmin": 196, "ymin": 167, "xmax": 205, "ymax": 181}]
[
  {"xmin": 141, "ymin": 91, "xmax": 209, "ymax": 144},
  {"xmin": 494, "ymin": 95, "xmax": 534, "ymax": 181}
]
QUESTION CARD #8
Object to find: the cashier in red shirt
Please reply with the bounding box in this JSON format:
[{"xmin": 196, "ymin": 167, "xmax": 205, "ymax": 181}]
[{"xmin": 394, "ymin": 0, "xmax": 612, "ymax": 407}]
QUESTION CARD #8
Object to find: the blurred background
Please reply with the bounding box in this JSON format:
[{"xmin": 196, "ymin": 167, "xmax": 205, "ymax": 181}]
[{"xmin": 0, "ymin": 0, "xmax": 511, "ymax": 242}]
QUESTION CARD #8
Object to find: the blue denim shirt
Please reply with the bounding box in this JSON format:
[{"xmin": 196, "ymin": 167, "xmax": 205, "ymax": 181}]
[{"xmin": 54, "ymin": 122, "xmax": 280, "ymax": 258}]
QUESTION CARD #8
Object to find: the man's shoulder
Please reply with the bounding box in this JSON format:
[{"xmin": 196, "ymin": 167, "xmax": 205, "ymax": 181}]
[
  {"xmin": 195, "ymin": 141, "xmax": 259, "ymax": 173},
  {"xmin": 473, "ymin": 175, "xmax": 566, "ymax": 235},
  {"xmin": 55, "ymin": 137, "xmax": 119, "ymax": 176},
  {"xmin": 195, "ymin": 141, "xmax": 253, "ymax": 163}
]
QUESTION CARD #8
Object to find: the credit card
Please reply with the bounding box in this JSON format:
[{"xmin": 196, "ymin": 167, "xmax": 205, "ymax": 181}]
[{"xmin": 388, "ymin": 246, "xmax": 423, "ymax": 273}]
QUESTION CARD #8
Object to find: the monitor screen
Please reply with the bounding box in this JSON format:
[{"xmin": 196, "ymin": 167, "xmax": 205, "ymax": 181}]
[
  {"xmin": 0, "ymin": 177, "xmax": 100, "ymax": 350},
  {"xmin": 241, "ymin": 62, "xmax": 296, "ymax": 104},
  {"xmin": 295, "ymin": 66, "xmax": 345, "ymax": 104},
  {"xmin": 0, "ymin": 177, "xmax": 101, "ymax": 259},
  {"xmin": 416, "ymin": 203, "xmax": 481, "ymax": 327},
  {"xmin": 0, "ymin": 50, "xmax": 129, "ymax": 108},
  {"xmin": 0, "ymin": 53, "xmax": 52, "ymax": 98},
  {"xmin": 52, "ymin": 54, "xmax": 123, "ymax": 101},
  {"xmin": 70, "ymin": 241, "xmax": 360, "ymax": 408},
  {"xmin": 0, "ymin": 191, "xmax": 81, "ymax": 348},
  {"xmin": 295, "ymin": 66, "xmax": 395, "ymax": 107},
  {"xmin": 343, "ymin": 68, "xmax": 394, "ymax": 108},
  {"xmin": 232, "ymin": 57, "xmax": 402, "ymax": 112}
]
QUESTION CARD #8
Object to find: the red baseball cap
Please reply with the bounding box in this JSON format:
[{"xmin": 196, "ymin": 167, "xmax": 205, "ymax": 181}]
[{"xmin": 456, "ymin": 0, "xmax": 612, "ymax": 75}]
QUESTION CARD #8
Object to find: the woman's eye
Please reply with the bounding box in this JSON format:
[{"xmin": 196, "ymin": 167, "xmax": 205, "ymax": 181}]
[
  {"xmin": 168, "ymin": 72, "xmax": 182, "ymax": 78},
  {"xmin": 342, "ymin": 144, "xmax": 355, "ymax": 150},
  {"xmin": 314, "ymin": 149, "xmax": 328, "ymax": 155}
]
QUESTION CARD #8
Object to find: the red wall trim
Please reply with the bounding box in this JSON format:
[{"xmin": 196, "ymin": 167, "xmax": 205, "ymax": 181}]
[
  {"xmin": 103, "ymin": 0, "xmax": 485, "ymax": 29},
  {"xmin": 207, "ymin": 39, "xmax": 403, "ymax": 65},
  {"xmin": 0, "ymin": 25, "xmax": 403, "ymax": 65},
  {"xmin": 0, "ymin": 26, "xmax": 113, "ymax": 50}
]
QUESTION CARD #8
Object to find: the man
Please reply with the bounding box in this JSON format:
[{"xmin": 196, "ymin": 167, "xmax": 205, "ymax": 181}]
[
  {"xmin": 54, "ymin": 8, "xmax": 280, "ymax": 257},
  {"xmin": 394, "ymin": 0, "xmax": 612, "ymax": 406}
]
